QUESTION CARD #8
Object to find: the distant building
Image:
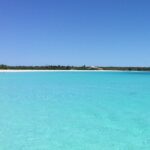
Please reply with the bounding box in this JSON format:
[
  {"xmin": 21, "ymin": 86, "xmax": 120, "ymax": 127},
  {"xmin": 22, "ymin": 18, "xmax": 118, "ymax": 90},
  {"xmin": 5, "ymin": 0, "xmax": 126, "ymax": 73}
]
[{"xmin": 89, "ymin": 66, "xmax": 103, "ymax": 70}]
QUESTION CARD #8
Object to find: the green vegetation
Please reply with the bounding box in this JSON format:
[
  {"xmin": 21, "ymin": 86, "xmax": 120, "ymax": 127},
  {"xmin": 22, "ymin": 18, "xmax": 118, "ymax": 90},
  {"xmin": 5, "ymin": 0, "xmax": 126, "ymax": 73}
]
[{"xmin": 0, "ymin": 64, "xmax": 150, "ymax": 71}]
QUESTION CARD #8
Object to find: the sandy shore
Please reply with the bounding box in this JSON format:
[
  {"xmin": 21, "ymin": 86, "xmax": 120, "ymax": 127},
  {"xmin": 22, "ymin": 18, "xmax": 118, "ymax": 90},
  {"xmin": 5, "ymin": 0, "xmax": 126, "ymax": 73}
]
[
  {"xmin": 0, "ymin": 69, "xmax": 107, "ymax": 72},
  {"xmin": 0, "ymin": 70, "xmax": 143, "ymax": 72}
]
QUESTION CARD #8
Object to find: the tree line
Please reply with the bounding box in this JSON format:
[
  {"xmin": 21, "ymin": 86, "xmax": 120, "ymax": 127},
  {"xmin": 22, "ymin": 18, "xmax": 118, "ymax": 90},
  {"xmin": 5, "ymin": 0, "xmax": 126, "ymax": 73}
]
[{"xmin": 0, "ymin": 64, "xmax": 150, "ymax": 71}]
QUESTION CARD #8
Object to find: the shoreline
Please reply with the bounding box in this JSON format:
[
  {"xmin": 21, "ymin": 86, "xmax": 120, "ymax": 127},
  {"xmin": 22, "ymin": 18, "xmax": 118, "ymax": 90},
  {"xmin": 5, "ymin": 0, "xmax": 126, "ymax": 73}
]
[
  {"xmin": 0, "ymin": 70, "xmax": 114, "ymax": 72},
  {"xmin": 0, "ymin": 69, "xmax": 149, "ymax": 72}
]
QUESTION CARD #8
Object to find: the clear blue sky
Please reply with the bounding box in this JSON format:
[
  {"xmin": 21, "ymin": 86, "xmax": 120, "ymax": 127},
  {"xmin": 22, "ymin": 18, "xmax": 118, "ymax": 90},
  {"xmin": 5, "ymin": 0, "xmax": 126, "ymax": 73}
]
[{"xmin": 0, "ymin": 0, "xmax": 150, "ymax": 66}]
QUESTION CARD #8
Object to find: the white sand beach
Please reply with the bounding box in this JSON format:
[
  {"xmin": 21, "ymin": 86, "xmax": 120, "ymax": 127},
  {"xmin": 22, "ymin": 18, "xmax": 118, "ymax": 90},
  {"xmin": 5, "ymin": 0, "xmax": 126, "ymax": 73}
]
[
  {"xmin": 0, "ymin": 70, "xmax": 140, "ymax": 72},
  {"xmin": 0, "ymin": 70, "xmax": 106, "ymax": 72}
]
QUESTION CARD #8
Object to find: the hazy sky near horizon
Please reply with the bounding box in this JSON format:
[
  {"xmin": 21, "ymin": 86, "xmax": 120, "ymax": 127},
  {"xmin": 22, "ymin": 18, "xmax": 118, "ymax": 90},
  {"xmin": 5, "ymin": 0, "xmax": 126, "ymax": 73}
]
[{"xmin": 0, "ymin": 0, "xmax": 150, "ymax": 66}]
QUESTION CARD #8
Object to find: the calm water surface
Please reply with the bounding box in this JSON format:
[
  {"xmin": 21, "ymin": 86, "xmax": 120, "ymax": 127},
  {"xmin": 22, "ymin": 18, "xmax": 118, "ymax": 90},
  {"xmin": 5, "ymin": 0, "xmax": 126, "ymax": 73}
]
[{"xmin": 0, "ymin": 71, "xmax": 150, "ymax": 150}]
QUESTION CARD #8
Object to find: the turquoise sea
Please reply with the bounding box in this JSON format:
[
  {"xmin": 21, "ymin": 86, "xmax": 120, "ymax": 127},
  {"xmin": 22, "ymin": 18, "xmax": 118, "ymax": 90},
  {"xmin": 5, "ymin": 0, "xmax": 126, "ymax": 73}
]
[{"xmin": 0, "ymin": 71, "xmax": 150, "ymax": 150}]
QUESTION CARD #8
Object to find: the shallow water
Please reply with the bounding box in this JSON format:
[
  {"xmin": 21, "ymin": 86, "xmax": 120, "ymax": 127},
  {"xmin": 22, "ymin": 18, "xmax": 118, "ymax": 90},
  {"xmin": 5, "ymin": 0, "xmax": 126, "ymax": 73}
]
[{"xmin": 0, "ymin": 71, "xmax": 150, "ymax": 150}]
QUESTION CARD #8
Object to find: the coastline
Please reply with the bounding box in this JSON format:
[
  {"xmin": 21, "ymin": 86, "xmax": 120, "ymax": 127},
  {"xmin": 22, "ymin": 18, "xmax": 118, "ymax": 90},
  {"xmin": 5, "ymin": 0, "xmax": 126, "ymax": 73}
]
[
  {"xmin": 0, "ymin": 69, "xmax": 109, "ymax": 72},
  {"xmin": 0, "ymin": 69, "xmax": 149, "ymax": 72}
]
